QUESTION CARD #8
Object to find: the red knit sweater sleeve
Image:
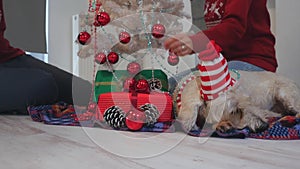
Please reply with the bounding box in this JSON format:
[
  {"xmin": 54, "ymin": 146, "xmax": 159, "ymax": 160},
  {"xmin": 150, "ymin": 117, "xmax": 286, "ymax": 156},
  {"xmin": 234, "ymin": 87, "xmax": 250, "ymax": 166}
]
[
  {"xmin": 0, "ymin": 0, "xmax": 25, "ymax": 63},
  {"xmin": 190, "ymin": 0, "xmax": 252, "ymax": 54}
]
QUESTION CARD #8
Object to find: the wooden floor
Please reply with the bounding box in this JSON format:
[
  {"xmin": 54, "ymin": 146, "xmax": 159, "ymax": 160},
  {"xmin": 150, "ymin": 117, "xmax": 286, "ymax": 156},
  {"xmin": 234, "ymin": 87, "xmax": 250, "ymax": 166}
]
[{"xmin": 1, "ymin": 115, "xmax": 299, "ymax": 169}]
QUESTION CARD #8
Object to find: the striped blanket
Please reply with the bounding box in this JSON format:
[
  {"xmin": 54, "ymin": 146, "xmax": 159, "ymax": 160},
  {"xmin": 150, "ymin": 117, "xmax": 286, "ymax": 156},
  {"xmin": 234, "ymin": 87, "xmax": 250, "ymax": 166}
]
[
  {"xmin": 28, "ymin": 102, "xmax": 175, "ymax": 133},
  {"xmin": 28, "ymin": 102, "xmax": 300, "ymax": 139},
  {"xmin": 188, "ymin": 116, "xmax": 300, "ymax": 140}
]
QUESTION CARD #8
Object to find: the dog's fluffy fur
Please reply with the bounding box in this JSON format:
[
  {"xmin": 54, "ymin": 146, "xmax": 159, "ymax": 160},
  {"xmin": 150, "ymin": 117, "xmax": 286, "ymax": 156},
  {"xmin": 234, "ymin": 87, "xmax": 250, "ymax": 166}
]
[{"xmin": 174, "ymin": 70, "xmax": 300, "ymax": 132}]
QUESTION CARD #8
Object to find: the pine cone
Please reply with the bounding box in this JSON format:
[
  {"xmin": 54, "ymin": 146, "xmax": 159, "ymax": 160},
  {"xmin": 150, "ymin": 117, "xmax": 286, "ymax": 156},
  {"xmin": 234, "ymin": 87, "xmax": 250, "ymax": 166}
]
[
  {"xmin": 103, "ymin": 106, "xmax": 126, "ymax": 129},
  {"xmin": 140, "ymin": 103, "xmax": 160, "ymax": 126}
]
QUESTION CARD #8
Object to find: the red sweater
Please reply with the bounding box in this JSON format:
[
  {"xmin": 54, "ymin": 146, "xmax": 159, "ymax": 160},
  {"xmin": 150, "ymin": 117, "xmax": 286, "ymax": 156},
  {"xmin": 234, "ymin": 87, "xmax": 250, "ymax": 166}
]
[
  {"xmin": 190, "ymin": 0, "xmax": 277, "ymax": 72},
  {"xmin": 0, "ymin": 0, "xmax": 25, "ymax": 63}
]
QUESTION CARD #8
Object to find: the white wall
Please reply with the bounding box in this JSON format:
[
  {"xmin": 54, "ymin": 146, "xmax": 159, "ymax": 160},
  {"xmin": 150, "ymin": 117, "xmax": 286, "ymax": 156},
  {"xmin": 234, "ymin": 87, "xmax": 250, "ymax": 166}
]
[
  {"xmin": 275, "ymin": 0, "xmax": 300, "ymax": 86},
  {"xmin": 48, "ymin": 0, "xmax": 87, "ymax": 72},
  {"xmin": 267, "ymin": 0, "xmax": 276, "ymax": 35}
]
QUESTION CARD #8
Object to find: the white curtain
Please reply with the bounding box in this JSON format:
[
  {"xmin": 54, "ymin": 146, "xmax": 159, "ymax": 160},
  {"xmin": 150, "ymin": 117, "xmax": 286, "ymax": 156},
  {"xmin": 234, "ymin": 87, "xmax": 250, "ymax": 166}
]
[{"xmin": 3, "ymin": 0, "xmax": 47, "ymax": 53}]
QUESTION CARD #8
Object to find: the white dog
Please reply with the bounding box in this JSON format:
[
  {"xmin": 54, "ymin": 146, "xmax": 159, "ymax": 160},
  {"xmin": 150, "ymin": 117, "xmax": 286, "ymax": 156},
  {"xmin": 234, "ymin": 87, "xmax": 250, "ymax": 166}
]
[{"xmin": 174, "ymin": 70, "xmax": 300, "ymax": 133}]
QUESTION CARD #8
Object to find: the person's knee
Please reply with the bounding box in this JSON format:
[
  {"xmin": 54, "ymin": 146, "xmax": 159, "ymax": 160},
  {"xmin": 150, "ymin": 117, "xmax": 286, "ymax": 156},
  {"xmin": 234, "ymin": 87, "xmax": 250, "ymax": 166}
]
[
  {"xmin": 228, "ymin": 61, "xmax": 265, "ymax": 71},
  {"xmin": 0, "ymin": 69, "xmax": 58, "ymax": 114}
]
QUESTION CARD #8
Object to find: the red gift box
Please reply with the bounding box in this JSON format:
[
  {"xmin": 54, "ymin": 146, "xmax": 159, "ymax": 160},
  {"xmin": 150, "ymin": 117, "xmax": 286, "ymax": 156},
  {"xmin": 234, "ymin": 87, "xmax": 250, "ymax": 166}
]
[{"xmin": 97, "ymin": 92, "xmax": 173, "ymax": 122}]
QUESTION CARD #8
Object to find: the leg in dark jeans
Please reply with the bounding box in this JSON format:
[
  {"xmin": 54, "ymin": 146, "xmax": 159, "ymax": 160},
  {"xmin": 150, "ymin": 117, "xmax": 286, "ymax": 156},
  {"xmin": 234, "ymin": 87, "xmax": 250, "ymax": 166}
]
[
  {"xmin": 0, "ymin": 67, "xmax": 58, "ymax": 114},
  {"xmin": 0, "ymin": 55, "xmax": 92, "ymax": 114}
]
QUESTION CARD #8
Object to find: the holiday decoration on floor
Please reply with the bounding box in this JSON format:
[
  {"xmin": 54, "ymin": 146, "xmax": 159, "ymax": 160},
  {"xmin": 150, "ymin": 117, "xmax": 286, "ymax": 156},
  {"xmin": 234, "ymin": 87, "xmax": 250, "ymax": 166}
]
[
  {"xmin": 28, "ymin": 102, "xmax": 300, "ymax": 140},
  {"xmin": 125, "ymin": 109, "xmax": 146, "ymax": 131},
  {"xmin": 103, "ymin": 106, "xmax": 126, "ymax": 129},
  {"xmin": 97, "ymin": 90, "xmax": 174, "ymax": 131},
  {"xmin": 140, "ymin": 103, "xmax": 160, "ymax": 126},
  {"xmin": 75, "ymin": 0, "xmax": 190, "ymax": 131}
]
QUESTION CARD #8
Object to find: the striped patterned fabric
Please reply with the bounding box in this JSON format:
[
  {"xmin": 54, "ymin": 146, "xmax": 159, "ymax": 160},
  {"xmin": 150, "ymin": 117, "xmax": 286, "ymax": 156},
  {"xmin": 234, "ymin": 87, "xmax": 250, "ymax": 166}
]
[{"xmin": 188, "ymin": 116, "xmax": 300, "ymax": 140}]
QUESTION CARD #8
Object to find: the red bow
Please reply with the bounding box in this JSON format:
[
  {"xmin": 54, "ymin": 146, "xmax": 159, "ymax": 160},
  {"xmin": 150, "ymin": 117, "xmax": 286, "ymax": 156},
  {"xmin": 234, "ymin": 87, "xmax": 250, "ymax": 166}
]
[{"xmin": 123, "ymin": 78, "xmax": 150, "ymax": 94}]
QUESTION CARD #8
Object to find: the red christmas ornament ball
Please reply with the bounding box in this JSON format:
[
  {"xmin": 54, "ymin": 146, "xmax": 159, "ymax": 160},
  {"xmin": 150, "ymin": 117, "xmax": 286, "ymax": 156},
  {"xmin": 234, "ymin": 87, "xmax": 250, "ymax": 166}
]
[
  {"xmin": 168, "ymin": 53, "xmax": 179, "ymax": 66},
  {"xmin": 135, "ymin": 79, "xmax": 150, "ymax": 93},
  {"xmin": 125, "ymin": 110, "xmax": 146, "ymax": 131},
  {"xmin": 119, "ymin": 31, "xmax": 131, "ymax": 44},
  {"xmin": 77, "ymin": 31, "xmax": 91, "ymax": 45},
  {"xmin": 127, "ymin": 62, "xmax": 141, "ymax": 75},
  {"xmin": 123, "ymin": 78, "xmax": 136, "ymax": 92},
  {"xmin": 95, "ymin": 52, "xmax": 107, "ymax": 64},
  {"xmin": 151, "ymin": 23, "xmax": 166, "ymax": 39},
  {"xmin": 107, "ymin": 52, "xmax": 119, "ymax": 64},
  {"xmin": 96, "ymin": 12, "xmax": 110, "ymax": 26}
]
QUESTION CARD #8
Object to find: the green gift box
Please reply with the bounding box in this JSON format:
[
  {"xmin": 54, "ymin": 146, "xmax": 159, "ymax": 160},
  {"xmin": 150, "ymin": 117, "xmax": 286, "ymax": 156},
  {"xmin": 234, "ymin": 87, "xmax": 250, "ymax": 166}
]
[
  {"xmin": 94, "ymin": 70, "xmax": 130, "ymax": 102},
  {"xmin": 94, "ymin": 69, "xmax": 169, "ymax": 102}
]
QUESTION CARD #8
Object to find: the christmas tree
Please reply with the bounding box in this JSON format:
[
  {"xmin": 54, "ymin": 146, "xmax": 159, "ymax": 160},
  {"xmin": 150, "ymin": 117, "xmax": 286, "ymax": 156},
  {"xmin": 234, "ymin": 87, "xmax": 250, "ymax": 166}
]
[
  {"xmin": 75, "ymin": 0, "xmax": 191, "ymax": 130},
  {"xmin": 77, "ymin": 0, "xmax": 190, "ymax": 68}
]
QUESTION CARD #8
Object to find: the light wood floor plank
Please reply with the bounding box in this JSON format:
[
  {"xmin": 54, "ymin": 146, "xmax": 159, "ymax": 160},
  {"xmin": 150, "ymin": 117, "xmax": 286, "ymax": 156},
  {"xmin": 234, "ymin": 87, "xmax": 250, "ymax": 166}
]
[{"xmin": 1, "ymin": 116, "xmax": 299, "ymax": 169}]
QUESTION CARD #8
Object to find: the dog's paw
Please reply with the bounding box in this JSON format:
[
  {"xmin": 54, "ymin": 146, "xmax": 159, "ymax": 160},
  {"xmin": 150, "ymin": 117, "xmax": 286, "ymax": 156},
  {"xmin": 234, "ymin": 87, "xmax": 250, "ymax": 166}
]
[
  {"xmin": 177, "ymin": 104, "xmax": 201, "ymax": 132},
  {"xmin": 248, "ymin": 120, "xmax": 269, "ymax": 133},
  {"xmin": 215, "ymin": 120, "xmax": 235, "ymax": 133},
  {"xmin": 178, "ymin": 118, "xmax": 197, "ymax": 133},
  {"xmin": 254, "ymin": 121, "xmax": 269, "ymax": 133},
  {"xmin": 177, "ymin": 111, "xmax": 199, "ymax": 133}
]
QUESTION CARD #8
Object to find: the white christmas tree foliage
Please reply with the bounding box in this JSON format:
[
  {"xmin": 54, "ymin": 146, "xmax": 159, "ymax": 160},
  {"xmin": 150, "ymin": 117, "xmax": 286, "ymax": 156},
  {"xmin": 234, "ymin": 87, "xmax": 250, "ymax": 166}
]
[{"xmin": 76, "ymin": 0, "xmax": 191, "ymax": 73}]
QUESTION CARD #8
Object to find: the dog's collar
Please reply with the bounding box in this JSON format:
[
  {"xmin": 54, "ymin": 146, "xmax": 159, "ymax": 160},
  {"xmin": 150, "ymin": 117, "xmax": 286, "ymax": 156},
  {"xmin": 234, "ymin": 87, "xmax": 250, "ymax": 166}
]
[
  {"xmin": 173, "ymin": 69, "xmax": 240, "ymax": 112},
  {"xmin": 174, "ymin": 75, "xmax": 196, "ymax": 111},
  {"xmin": 173, "ymin": 71, "xmax": 201, "ymax": 114}
]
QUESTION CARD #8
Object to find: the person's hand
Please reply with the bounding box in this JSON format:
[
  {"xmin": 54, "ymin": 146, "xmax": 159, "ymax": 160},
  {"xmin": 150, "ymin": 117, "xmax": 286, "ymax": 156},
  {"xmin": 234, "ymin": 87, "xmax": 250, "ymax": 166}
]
[
  {"xmin": 198, "ymin": 40, "xmax": 222, "ymax": 61},
  {"xmin": 163, "ymin": 33, "xmax": 194, "ymax": 57}
]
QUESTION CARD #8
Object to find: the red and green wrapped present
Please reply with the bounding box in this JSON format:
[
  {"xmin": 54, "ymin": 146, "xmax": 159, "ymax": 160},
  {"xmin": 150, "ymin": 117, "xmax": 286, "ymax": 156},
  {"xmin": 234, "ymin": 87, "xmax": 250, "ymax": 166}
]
[
  {"xmin": 94, "ymin": 70, "xmax": 130, "ymax": 102},
  {"xmin": 97, "ymin": 92, "xmax": 173, "ymax": 123},
  {"xmin": 94, "ymin": 69, "xmax": 169, "ymax": 102}
]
